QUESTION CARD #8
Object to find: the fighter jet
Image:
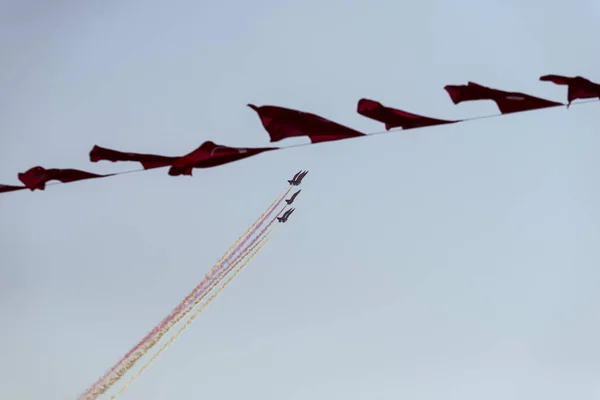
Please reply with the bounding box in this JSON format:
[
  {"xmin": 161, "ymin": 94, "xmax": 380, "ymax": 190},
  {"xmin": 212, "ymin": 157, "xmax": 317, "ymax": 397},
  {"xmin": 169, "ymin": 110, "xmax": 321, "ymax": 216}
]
[
  {"xmin": 288, "ymin": 170, "xmax": 308, "ymax": 186},
  {"xmin": 296, "ymin": 170, "xmax": 308, "ymax": 184},
  {"xmin": 277, "ymin": 208, "xmax": 295, "ymax": 223},
  {"xmin": 285, "ymin": 189, "xmax": 301, "ymax": 205},
  {"xmin": 287, "ymin": 170, "xmax": 302, "ymax": 185}
]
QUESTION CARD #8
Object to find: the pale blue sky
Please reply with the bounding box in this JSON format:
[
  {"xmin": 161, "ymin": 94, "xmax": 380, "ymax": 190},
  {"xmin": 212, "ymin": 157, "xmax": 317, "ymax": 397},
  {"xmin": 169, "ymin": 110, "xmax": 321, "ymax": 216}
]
[{"xmin": 1, "ymin": 0, "xmax": 600, "ymax": 399}]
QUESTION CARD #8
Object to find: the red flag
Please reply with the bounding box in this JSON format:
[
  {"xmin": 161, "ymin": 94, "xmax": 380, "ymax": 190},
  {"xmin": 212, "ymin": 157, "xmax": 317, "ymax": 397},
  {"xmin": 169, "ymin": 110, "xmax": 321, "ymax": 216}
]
[
  {"xmin": 539, "ymin": 75, "xmax": 600, "ymax": 106},
  {"xmin": 357, "ymin": 98, "xmax": 458, "ymax": 130},
  {"xmin": 18, "ymin": 166, "xmax": 112, "ymax": 191},
  {"xmin": 248, "ymin": 104, "xmax": 364, "ymax": 143},
  {"xmin": 168, "ymin": 141, "xmax": 276, "ymax": 176},
  {"xmin": 444, "ymin": 82, "xmax": 562, "ymax": 114},
  {"xmin": 90, "ymin": 145, "xmax": 176, "ymax": 169},
  {"xmin": 0, "ymin": 184, "xmax": 26, "ymax": 193},
  {"xmin": 89, "ymin": 142, "xmax": 276, "ymax": 177}
]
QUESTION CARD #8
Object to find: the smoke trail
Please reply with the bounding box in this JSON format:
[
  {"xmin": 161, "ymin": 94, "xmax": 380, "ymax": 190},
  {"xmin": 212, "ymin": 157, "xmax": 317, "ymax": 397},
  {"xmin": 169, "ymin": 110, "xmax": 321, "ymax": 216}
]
[
  {"xmin": 189, "ymin": 204, "xmax": 285, "ymax": 304},
  {"xmin": 211, "ymin": 190, "xmax": 291, "ymax": 282},
  {"xmin": 92, "ymin": 219, "xmax": 278, "ymax": 398},
  {"xmin": 109, "ymin": 228, "xmax": 277, "ymax": 399},
  {"xmin": 79, "ymin": 187, "xmax": 290, "ymax": 400},
  {"xmin": 96, "ymin": 226, "xmax": 274, "ymax": 400}
]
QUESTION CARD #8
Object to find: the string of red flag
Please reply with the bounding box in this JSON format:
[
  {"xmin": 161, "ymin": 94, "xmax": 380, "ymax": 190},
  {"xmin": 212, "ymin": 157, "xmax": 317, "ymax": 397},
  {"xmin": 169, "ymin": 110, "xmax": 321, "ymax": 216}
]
[{"xmin": 2, "ymin": 75, "xmax": 598, "ymax": 195}]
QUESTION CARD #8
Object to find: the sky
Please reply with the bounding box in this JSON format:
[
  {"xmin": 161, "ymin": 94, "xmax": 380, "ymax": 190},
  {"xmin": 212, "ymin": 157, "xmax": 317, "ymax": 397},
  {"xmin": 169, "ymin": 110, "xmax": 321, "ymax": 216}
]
[{"xmin": 1, "ymin": 0, "xmax": 600, "ymax": 399}]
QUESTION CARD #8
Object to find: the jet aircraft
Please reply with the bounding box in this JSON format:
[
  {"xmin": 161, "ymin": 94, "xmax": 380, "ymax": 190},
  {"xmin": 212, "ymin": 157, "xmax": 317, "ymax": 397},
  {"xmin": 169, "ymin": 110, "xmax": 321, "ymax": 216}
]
[
  {"xmin": 277, "ymin": 208, "xmax": 295, "ymax": 223},
  {"xmin": 288, "ymin": 170, "xmax": 308, "ymax": 186},
  {"xmin": 285, "ymin": 189, "xmax": 301, "ymax": 205},
  {"xmin": 288, "ymin": 171, "xmax": 301, "ymax": 185},
  {"xmin": 296, "ymin": 170, "xmax": 308, "ymax": 184}
]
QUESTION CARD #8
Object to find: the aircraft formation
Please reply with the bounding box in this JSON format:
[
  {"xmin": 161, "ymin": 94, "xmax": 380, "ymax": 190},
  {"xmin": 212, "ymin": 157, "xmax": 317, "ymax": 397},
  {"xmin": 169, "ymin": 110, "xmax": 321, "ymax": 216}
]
[
  {"xmin": 77, "ymin": 173, "xmax": 308, "ymax": 400},
  {"xmin": 278, "ymin": 170, "xmax": 307, "ymax": 223}
]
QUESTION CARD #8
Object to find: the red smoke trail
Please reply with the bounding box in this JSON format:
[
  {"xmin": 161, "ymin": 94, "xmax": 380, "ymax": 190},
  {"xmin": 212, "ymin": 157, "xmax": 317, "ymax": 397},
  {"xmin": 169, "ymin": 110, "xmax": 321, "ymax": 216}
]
[
  {"xmin": 206, "ymin": 200, "xmax": 289, "ymax": 289},
  {"xmin": 79, "ymin": 187, "xmax": 290, "ymax": 399},
  {"xmin": 196, "ymin": 206, "xmax": 285, "ymax": 301}
]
